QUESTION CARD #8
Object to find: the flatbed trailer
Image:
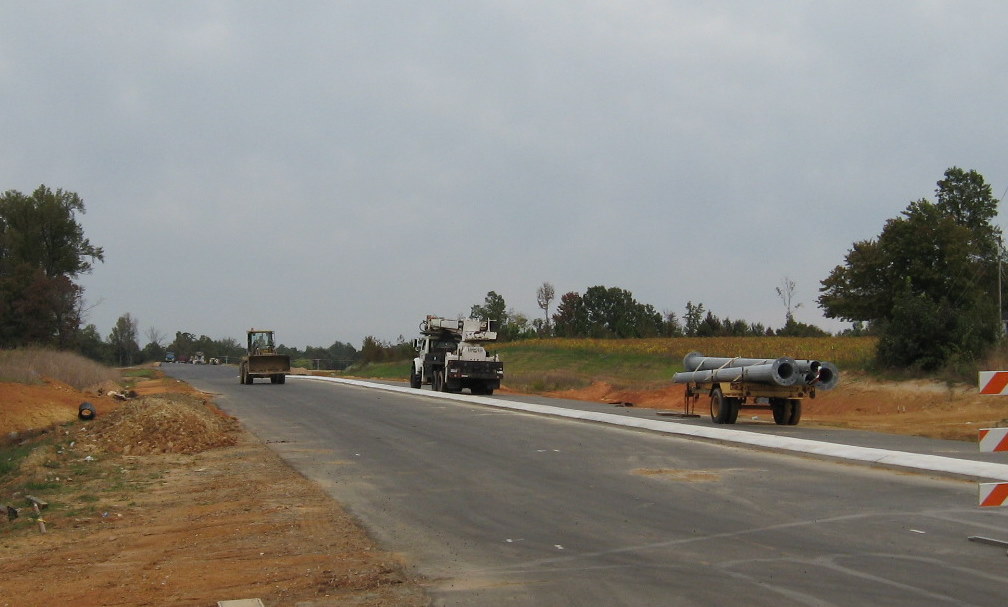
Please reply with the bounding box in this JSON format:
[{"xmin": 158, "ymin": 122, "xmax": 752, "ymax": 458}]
[{"xmin": 683, "ymin": 380, "xmax": 815, "ymax": 426}]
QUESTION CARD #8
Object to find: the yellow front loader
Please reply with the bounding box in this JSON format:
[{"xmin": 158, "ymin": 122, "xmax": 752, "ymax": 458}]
[{"xmin": 239, "ymin": 329, "xmax": 290, "ymax": 384}]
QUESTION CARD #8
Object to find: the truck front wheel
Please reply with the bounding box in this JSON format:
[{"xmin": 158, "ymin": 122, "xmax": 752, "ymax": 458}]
[{"xmin": 409, "ymin": 365, "xmax": 421, "ymax": 389}]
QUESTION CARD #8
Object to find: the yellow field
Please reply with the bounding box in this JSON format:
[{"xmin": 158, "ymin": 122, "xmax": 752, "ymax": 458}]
[{"xmin": 494, "ymin": 336, "xmax": 877, "ymax": 367}]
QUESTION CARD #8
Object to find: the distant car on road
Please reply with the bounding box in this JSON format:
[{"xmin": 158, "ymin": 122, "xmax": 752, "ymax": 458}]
[{"xmin": 165, "ymin": 351, "xmax": 175, "ymax": 364}]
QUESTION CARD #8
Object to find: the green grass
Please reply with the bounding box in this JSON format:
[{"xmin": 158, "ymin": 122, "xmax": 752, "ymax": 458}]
[
  {"xmin": 494, "ymin": 344, "xmax": 679, "ymax": 391},
  {"xmin": 0, "ymin": 442, "xmax": 35, "ymax": 478},
  {"xmin": 338, "ymin": 336, "xmax": 879, "ymax": 394},
  {"xmin": 340, "ymin": 361, "xmax": 412, "ymax": 380}
]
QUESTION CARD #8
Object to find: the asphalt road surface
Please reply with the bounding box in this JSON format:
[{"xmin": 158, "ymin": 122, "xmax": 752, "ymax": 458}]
[{"xmin": 166, "ymin": 365, "xmax": 1008, "ymax": 606}]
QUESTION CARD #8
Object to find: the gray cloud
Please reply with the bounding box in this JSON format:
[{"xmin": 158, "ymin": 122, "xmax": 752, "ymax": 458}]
[{"xmin": 2, "ymin": 1, "xmax": 1005, "ymax": 347}]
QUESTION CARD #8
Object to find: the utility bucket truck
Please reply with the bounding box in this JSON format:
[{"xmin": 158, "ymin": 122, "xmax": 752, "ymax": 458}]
[
  {"xmin": 410, "ymin": 316, "xmax": 504, "ymax": 395},
  {"xmin": 239, "ymin": 329, "xmax": 290, "ymax": 384}
]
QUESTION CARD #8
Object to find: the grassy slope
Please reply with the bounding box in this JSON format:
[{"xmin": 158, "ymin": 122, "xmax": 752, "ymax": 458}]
[{"xmin": 341, "ymin": 336, "xmax": 879, "ymax": 393}]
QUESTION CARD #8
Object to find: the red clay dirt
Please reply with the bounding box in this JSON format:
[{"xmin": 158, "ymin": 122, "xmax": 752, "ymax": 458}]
[
  {"xmin": 544, "ymin": 372, "xmax": 1008, "ymax": 441},
  {"xmin": 0, "ymin": 375, "xmax": 427, "ymax": 607}
]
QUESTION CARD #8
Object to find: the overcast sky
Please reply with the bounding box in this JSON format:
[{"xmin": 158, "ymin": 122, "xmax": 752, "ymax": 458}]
[{"xmin": 3, "ymin": 1, "xmax": 1006, "ymax": 349}]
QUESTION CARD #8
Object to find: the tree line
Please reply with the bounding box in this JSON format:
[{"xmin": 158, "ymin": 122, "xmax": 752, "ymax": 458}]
[
  {"xmin": 4, "ymin": 168, "xmax": 1003, "ymax": 373},
  {"xmin": 90, "ymin": 313, "xmax": 360, "ymax": 370}
]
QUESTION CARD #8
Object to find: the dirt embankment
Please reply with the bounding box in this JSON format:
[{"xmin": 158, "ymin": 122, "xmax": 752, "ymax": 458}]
[
  {"xmin": 0, "ymin": 374, "xmax": 427, "ymax": 607},
  {"xmin": 543, "ymin": 371, "xmax": 1008, "ymax": 441}
]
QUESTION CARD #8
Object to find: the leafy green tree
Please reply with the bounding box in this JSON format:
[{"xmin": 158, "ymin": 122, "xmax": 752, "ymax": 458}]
[
  {"xmin": 77, "ymin": 323, "xmax": 109, "ymax": 362},
  {"xmin": 552, "ymin": 291, "xmax": 588, "ymax": 337},
  {"xmin": 0, "ymin": 185, "xmax": 103, "ymax": 348},
  {"xmin": 819, "ymin": 167, "xmax": 1002, "ymax": 369},
  {"xmin": 108, "ymin": 313, "xmax": 140, "ymax": 366},
  {"xmin": 776, "ymin": 317, "xmax": 830, "ymax": 337},
  {"xmin": 0, "ymin": 185, "xmax": 103, "ymax": 278},
  {"xmin": 683, "ymin": 301, "xmax": 705, "ymax": 337},
  {"xmin": 470, "ymin": 291, "xmax": 508, "ymax": 326},
  {"xmin": 167, "ymin": 331, "xmax": 197, "ymax": 360},
  {"xmin": 572, "ymin": 286, "xmax": 662, "ymax": 338},
  {"xmin": 502, "ymin": 309, "xmax": 537, "ymax": 340}
]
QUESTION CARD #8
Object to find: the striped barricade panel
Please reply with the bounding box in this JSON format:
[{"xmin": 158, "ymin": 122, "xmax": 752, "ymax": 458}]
[
  {"xmin": 979, "ymin": 483, "xmax": 1008, "ymax": 508},
  {"xmin": 978, "ymin": 371, "xmax": 1008, "ymax": 395},
  {"xmin": 979, "ymin": 428, "xmax": 1008, "ymax": 453}
]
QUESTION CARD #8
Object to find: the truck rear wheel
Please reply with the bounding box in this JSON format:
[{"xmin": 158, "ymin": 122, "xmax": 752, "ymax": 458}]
[
  {"xmin": 710, "ymin": 387, "xmax": 735, "ymax": 424},
  {"xmin": 433, "ymin": 370, "xmax": 445, "ymax": 392}
]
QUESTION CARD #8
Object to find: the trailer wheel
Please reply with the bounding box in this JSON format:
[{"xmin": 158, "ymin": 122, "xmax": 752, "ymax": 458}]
[
  {"xmin": 710, "ymin": 388, "xmax": 731, "ymax": 424},
  {"xmin": 726, "ymin": 398, "xmax": 740, "ymax": 424},
  {"xmin": 771, "ymin": 398, "xmax": 792, "ymax": 425},
  {"xmin": 787, "ymin": 399, "xmax": 802, "ymax": 425}
]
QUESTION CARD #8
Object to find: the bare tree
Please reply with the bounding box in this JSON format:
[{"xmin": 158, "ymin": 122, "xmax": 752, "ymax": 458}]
[
  {"xmin": 536, "ymin": 282, "xmax": 556, "ymax": 330},
  {"xmin": 775, "ymin": 276, "xmax": 802, "ymax": 324},
  {"xmin": 145, "ymin": 326, "xmax": 165, "ymax": 348}
]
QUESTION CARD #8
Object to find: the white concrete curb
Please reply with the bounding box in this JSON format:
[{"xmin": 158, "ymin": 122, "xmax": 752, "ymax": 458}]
[{"xmin": 289, "ymin": 375, "xmax": 1008, "ymax": 482}]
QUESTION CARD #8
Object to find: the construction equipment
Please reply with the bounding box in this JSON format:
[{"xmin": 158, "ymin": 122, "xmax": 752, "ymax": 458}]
[
  {"xmin": 239, "ymin": 329, "xmax": 290, "ymax": 385},
  {"xmin": 192, "ymin": 351, "xmax": 206, "ymax": 365},
  {"xmin": 673, "ymin": 351, "xmax": 840, "ymax": 425},
  {"xmin": 410, "ymin": 315, "xmax": 504, "ymax": 395}
]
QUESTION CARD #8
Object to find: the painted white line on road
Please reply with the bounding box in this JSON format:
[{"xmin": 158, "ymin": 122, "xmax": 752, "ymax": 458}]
[{"xmin": 289, "ymin": 375, "xmax": 1008, "ymax": 482}]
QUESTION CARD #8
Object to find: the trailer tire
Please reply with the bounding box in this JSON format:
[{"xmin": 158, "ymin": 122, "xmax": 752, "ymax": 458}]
[
  {"xmin": 710, "ymin": 387, "xmax": 731, "ymax": 424},
  {"xmin": 771, "ymin": 398, "xmax": 792, "ymax": 425},
  {"xmin": 787, "ymin": 399, "xmax": 802, "ymax": 425},
  {"xmin": 726, "ymin": 397, "xmax": 740, "ymax": 424}
]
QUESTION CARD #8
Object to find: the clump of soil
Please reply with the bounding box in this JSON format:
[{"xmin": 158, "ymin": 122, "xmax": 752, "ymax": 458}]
[{"xmin": 82, "ymin": 393, "xmax": 239, "ymax": 455}]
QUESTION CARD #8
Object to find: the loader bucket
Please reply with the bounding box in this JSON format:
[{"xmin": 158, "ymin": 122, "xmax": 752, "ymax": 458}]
[{"xmin": 247, "ymin": 355, "xmax": 291, "ymax": 374}]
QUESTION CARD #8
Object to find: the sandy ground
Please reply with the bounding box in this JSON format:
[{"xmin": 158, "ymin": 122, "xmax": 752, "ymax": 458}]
[{"xmin": 2, "ymin": 368, "xmax": 1005, "ymax": 606}]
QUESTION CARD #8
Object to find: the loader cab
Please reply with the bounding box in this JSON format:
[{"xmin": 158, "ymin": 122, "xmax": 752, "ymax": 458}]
[{"xmin": 248, "ymin": 330, "xmax": 276, "ymax": 355}]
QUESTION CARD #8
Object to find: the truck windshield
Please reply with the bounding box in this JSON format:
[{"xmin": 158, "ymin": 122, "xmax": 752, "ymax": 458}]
[{"xmin": 433, "ymin": 339, "xmax": 458, "ymax": 351}]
